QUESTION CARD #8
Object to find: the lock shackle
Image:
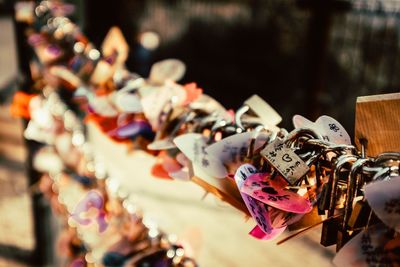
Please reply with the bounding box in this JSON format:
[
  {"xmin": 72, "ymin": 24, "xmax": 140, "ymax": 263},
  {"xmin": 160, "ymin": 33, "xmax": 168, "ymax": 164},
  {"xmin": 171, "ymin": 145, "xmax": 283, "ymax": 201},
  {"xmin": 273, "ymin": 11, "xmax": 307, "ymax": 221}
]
[
  {"xmin": 374, "ymin": 152, "xmax": 400, "ymax": 167},
  {"xmin": 305, "ymin": 139, "xmax": 355, "ymax": 152},
  {"xmin": 191, "ymin": 111, "xmax": 221, "ymax": 133},
  {"xmin": 276, "ymin": 128, "xmax": 289, "ymax": 139},
  {"xmin": 361, "ymin": 165, "xmax": 399, "ymax": 182},
  {"xmin": 342, "ymin": 158, "xmax": 372, "ymax": 230},
  {"xmin": 208, "ymin": 114, "xmax": 249, "ymax": 143},
  {"xmin": 171, "ymin": 110, "xmax": 197, "ymax": 137},
  {"xmin": 159, "ymin": 109, "xmax": 194, "ymax": 142},
  {"xmin": 361, "ymin": 166, "xmax": 384, "ymax": 177},
  {"xmin": 207, "ymin": 118, "xmax": 229, "ymax": 144},
  {"xmin": 246, "ymin": 129, "xmax": 276, "ymax": 161},
  {"xmin": 371, "ymin": 166, "xmax": 399, "ymax": 181},
  {"xmin": 208, "ymin": 110, "xmax": 268, "ymax": 144},
  {"xmin": 282, "ymin": 128, "xmax": 323, "ymax": 166},
  {"xmin": 328, "ymin": 154, "xmax": 358, "ymax": 217},
  {"xmin": 234, "ymin": 105, "xmax": 279, "ymax": 133},
  {"xmin": 311, "ymin": 141, "xmax": 355, "ymax": 157},
  {"xmin": 154, "ymin": 99, "xmax": 175, "ymax": 140},
  {"xmin": 302, "ymin": 139, "xmax": 356, "ymax": 166},
  {"xmin": 234, "ymin": 105, "xmax": 250, "ymax": 130},
  {"xmin": 286, "ymin": 128, "xmax": 323, "ymax": 148}
]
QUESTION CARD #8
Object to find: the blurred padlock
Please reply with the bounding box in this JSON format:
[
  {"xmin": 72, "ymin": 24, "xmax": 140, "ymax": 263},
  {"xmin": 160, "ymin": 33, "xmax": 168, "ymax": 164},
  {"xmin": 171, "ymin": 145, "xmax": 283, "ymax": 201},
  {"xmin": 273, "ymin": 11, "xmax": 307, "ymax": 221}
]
[{"xmin": 316, "ymin": 161, "xmax": 330, "ymax": 215}]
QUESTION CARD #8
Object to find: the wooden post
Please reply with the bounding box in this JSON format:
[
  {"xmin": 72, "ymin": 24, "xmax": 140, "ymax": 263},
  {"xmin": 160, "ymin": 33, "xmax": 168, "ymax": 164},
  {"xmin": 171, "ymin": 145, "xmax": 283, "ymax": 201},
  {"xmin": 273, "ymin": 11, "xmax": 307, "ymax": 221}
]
[{"xmin": 355, "ymin": 92, "xmax": 400, "ymax": 156}]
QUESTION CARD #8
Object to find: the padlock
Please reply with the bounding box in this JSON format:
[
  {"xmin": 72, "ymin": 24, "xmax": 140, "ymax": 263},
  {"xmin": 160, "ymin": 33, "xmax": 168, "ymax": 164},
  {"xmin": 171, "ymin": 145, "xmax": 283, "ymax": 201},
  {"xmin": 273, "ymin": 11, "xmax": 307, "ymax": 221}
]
[
  {"xmin": 317, "ymin": 158, "xmax": 338, "ymax": 215},
  {"xmin": 346, "ymin": 157, "xmax": 391, "ymax": 231},
  {"xmin": 320, "ymin": 154, "xmax": 357, "ymax": 247},
  {"xmin": 321, "ymin": 180, "xmax": 347, "ymax": 249},
  {"xmin": 347, "ymin": 198, "xmax": 381, "ymax": 230},
  {"xmin": 347, "ymin": 199, "xmax": 371, "ymax": 230},
  {"xmin": 320, "ymin": 171, "xmax": 339, "ymax": 245},
  {"xmin": 344, "ymin": 158, "xmax": 370, "ymax": 227},
  {"xmin": 336, "ymin": 158, "xmax": 371, "ymax": 251},
  {"xmin": 320, "ymin": 214, "xmax": 343, "ymax": 246}
]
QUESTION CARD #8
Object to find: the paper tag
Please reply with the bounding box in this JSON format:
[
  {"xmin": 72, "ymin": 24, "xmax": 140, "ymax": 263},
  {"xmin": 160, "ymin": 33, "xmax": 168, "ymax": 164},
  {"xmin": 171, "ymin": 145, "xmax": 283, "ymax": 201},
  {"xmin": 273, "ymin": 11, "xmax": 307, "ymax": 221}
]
[
  {"xmin": 174, "ymin": 133, "xmax": 227, "ymax": 178},
  {"xmin": 101, "ymin": 27, "xmax": 129, "ymax": 66},
  {"xmin": 234, "ymin": 164, "xmax": 286, "ymax": 240},
  {"xmin": 49, "ymin": 66, "xmax": 81, "ymax": 88},
  {"xmin": 365, "ymin": 177, "xmax": 400, "ymax": 232},
  {"xmin": 205, "ymin": 131, "xmax": 272, "ymax": 175},
  {"xmin": 316, "ymin": 115, "xmax": 351, "ymax": 145},
  {"xmin": 114, "ymin": 91, "xmax": 143, "ymax": 113},
  {"xmin": 147, "ymin": 139, "xmax": 176, "ymax": 150},
  {"xmin": 168, "ymin": 168, "xmax": 191, "ymax": 181},
  {"xmin": 137, "ymin": 85, "xmax": 158, "ymax": 98},
  {"xmin": 149, "ymin": 59, "xmax": 186, "ymax": 84},
  {"xmin": 205, "ymin": 131, "xmax": 255, "ymax": 166},
  {"xmin": 70, "ymin": 190, "xmax": 108, "ymax": 233},
  {"xmin": 54, "ymin": 132, "xmax": 73, "ymax": 156},
  {"xmin": 292, "ymin": 114, "xmax": 314, "ymax": 129},
  {"xmin": 74, "ymin": 86, "xmax": 90, "ymax": 99},
  {"xmin": 161, "ymin": 154, "xmax": 182, "ymax": 174},
  {"xmin": 33, "ymin": 148, "xmax": 64, "ymax": 174},
  {"xmin": 24, "ymin": 122, "xmax": 50, "ymax": 144},
  {"xmin": 333, "ymin": 224, "xmax": 398, "ymax": 267},
  {"xmin": 141, "ymin": 83, "xmax": 186, "ymax": 129},
  {"xmin": 189, "ymin": 94, "xmax": 227, "ymax": 116},
  {"xmin": 175, "ymin": 152, "xmax": 190, "ymax": 166},
  {"xmin": 292, "ymin": 114, "xmax": 351, "ymax": 145},
  {"xmin": 234, "ymin": 164, "xmax": 258, "ymax": 188},
  {"xmin": 261, "ymin": 138, "xmax": 309, "ymax": 184},
  {"xmin": 269, "ymin": 208, "xmax": 297, "ymax": 228},
  {"xmin": 240, "ymin": 173, "xmax": 312, "ymax": 214},
  {"xmin": 89, "ymin": 95, "xmax": 119, "ymax": 117},
  {"xmin": 90, "ymin": 60, "xmax": 114, "ymax": 85},
  {"xmin": 31, "ymin": 107, "xmax": 54, "ymax": 129},
  {"xmin": 244, "ymin": 95, "xmax": 282, "ymax": 127}
]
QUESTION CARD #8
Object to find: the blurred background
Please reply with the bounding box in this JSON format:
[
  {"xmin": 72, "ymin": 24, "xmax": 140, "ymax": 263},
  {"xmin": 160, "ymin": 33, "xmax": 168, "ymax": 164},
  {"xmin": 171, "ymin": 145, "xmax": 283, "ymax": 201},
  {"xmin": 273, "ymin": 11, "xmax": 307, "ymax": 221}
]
[
  {"xmin": 81, "ymin": 0, "xmax": 400, "ymax": 131},
  {"xmin": 0, "ymin": 0, "xmax": 399, "ymax": 266}
]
